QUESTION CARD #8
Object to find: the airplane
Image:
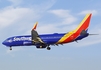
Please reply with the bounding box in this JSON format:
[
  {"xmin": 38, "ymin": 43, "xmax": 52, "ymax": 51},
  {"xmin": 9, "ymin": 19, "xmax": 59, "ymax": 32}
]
[{"xmin": 2, "ymin": 13, "xmax": 94, "ymax": 50}]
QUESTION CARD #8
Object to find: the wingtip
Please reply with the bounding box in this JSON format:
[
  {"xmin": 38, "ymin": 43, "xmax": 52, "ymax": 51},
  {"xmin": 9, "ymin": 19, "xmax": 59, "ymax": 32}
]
[{"xmin": 32, "ymin": 22, "xmax": 38, "ymax": 30}]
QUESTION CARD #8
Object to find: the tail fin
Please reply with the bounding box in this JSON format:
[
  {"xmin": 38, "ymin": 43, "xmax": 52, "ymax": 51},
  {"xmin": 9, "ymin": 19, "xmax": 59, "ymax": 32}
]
[
  {"xmin": 56, "ymin": 14, "xmax": 92, "ymax": 44},
  {"xmin": 73, "ymin": 14, "xmax": 92, "ymax": 33}
]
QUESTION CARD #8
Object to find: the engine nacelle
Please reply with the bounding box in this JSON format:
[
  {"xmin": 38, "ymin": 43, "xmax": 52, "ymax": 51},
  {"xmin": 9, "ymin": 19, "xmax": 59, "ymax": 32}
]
[{"xmin": 36, "ymin": 45, "xmax": 46, "ymax": 49}]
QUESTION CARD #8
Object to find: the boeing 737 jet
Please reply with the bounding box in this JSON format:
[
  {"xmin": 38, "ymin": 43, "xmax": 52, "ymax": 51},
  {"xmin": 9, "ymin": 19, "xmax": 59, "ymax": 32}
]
[{"xmin": 2, "ymin": 14, "xmax": 94, "ymax": 50}]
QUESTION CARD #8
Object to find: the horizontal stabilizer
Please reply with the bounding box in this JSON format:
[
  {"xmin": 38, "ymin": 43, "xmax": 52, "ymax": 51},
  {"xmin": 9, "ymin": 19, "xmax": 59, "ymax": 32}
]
[{"xmin": 89, "ymin": 34, "xmax": 99, "ymax": 35}]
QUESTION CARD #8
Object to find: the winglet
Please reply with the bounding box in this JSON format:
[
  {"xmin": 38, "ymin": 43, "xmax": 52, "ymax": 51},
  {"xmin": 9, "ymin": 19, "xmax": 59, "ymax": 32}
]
[{"xmin": 32, "ymin": 22, "xmax": 38, "ymax": 30}]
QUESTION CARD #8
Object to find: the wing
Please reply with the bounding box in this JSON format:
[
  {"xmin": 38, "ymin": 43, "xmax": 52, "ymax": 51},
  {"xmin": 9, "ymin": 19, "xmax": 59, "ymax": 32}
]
[{"xmin": 31, "ymin": 22, "xmax": 44, "ymax": 44}]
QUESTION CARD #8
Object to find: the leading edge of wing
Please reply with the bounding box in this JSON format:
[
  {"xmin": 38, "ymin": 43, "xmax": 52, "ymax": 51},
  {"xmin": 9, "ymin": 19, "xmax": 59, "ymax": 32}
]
[{"xmin": 56, "ymin": 13, "xmax": 92, "ymax": 44}]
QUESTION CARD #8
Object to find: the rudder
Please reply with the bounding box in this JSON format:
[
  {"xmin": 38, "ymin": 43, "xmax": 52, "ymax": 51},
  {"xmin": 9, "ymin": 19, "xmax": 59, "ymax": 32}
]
[{"xmin": 73, "ymin": 14, "xmax": 92, "ymax": 34}]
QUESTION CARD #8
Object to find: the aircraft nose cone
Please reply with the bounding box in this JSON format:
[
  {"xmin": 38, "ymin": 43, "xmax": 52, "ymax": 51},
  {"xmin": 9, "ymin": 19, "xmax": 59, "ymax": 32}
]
[{"xmin": 2, "ymin": 41, "xmax": 6, "ymax": 45}]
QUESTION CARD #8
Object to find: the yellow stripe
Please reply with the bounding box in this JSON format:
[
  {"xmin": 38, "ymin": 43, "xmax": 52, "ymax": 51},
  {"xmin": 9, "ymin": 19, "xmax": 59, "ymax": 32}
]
[{"xmin": 56, "ymin": 31, "xmax": 74, "ymax": 44}]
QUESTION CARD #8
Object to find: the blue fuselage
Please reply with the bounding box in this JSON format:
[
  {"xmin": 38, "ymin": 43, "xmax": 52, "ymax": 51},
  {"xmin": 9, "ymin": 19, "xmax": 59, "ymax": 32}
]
[{"xmin": 2, "ymin": 33, "xmax": 88, "ymax": 47}]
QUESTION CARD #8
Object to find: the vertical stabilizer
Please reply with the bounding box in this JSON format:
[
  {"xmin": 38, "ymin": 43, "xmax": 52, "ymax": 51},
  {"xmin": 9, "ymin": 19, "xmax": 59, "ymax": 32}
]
[{"xmin": 74, "ymin": 14, "xmax": 92, "ymax": 33}]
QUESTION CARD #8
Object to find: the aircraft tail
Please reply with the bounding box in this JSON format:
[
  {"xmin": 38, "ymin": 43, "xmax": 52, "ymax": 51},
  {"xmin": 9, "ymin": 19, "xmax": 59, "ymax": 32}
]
[
  {"xmin": 56, "ymin": 13, "xmax": 92, "ymax": 44},
  {"xmin": 73, "ymin": 14, "xmax": 92, "ymax": 34}
]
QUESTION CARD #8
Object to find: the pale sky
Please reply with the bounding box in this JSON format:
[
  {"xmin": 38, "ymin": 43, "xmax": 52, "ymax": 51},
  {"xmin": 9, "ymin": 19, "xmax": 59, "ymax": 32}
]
[{"xmin": 0, "ymin": 0, "xmax": 101, "ymax": 70}]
